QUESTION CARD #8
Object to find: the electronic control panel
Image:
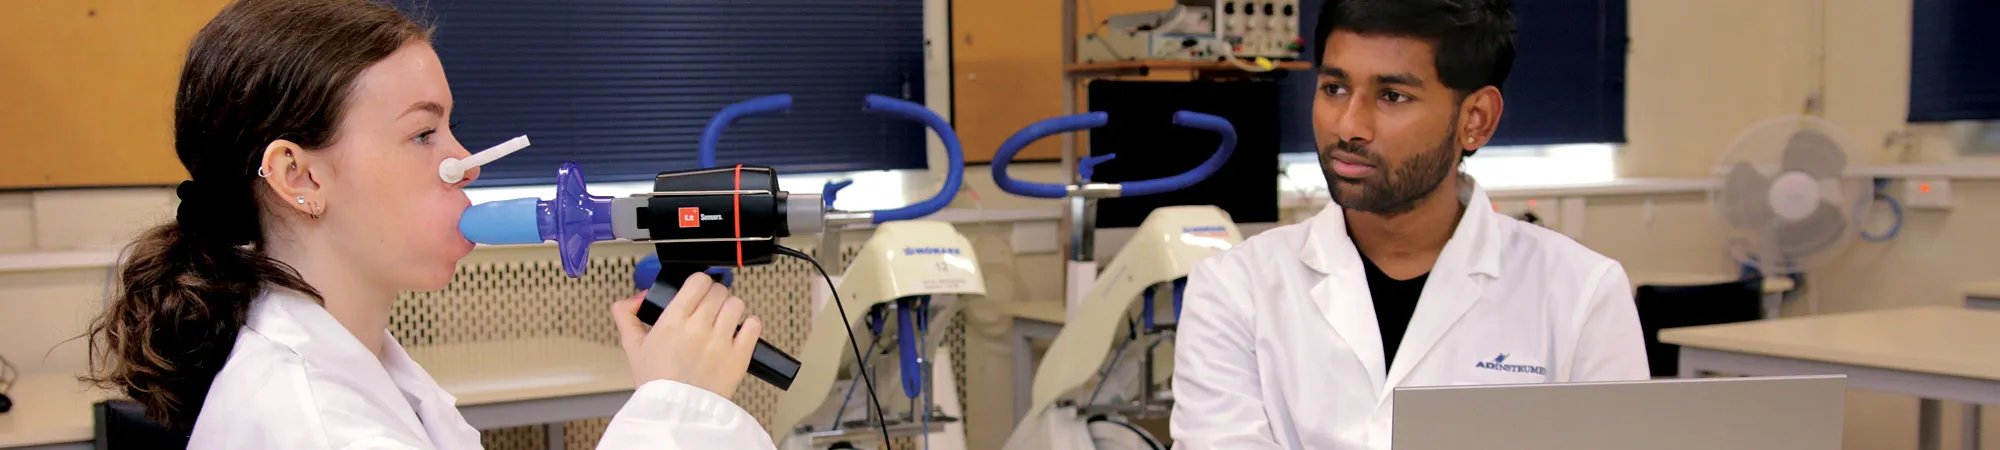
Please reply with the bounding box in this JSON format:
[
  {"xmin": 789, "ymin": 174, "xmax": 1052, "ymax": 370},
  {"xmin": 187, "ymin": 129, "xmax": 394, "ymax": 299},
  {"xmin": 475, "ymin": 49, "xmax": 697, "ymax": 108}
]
[{"xmin": 1205, "ymin": 0, "xmax": 1303, "ymax": 60}]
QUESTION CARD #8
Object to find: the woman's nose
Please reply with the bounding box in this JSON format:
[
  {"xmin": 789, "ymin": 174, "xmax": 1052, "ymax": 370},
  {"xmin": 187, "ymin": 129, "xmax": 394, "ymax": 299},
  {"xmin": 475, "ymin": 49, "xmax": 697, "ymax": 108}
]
[
  {"xmin": 453, "ymin": 166, "xmax": 481, "ymax": 188},
  {"xmin": 448, "ymin": 138, "xmax": 479, "ymax": 188}
]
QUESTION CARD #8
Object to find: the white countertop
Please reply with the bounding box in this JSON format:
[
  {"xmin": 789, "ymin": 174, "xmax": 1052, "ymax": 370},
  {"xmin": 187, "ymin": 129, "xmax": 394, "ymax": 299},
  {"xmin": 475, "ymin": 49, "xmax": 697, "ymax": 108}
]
[
  {"xmin": 1660, "ymin": 306, "xmax": 2000, "ymax": 381},
  {"xmin": 405, "ymin": 336, "xmax": 633, "ymax": 407},
  {"xmin": 0, "ymin": 336, "xmax": 629, "ymax": 447}
]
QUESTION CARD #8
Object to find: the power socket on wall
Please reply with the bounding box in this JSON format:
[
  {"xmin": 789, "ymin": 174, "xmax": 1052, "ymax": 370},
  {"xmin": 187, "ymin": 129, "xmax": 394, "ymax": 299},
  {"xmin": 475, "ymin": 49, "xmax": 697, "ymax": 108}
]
[
  {"xmin": 1494, "ymin": 198, "xmax": 1560, "ymax": 230},
  {"xmin": 1900, "ymin": 178, "xmax": 1953, "ymax": 210},
  {"xmin": 1492, "ymin": 197, "xmax": 1587, "ymax": 238}
]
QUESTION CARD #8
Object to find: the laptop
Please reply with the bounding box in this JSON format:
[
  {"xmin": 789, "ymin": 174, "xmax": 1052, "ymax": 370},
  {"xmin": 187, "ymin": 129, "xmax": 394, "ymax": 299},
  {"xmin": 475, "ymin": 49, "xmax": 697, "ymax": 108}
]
[{"xmin": 1392, "ymin": 375, "xmax": 1846, "ymax": 450}]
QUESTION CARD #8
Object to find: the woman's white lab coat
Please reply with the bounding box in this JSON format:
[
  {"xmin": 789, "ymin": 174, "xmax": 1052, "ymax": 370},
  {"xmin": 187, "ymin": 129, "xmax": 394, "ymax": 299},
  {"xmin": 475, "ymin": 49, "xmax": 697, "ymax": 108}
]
[
  {"xmin": 1170, "ymin": 182, "xmax": 1649, "ymax": 450},
  {"xmin": 187, "ymin": 288, "xmax": 776, "ymax": 449}
]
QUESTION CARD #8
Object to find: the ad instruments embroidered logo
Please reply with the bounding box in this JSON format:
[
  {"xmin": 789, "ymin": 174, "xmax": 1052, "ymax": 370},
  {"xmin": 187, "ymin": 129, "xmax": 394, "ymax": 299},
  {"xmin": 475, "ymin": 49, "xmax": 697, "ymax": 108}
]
[
  {"xmin": 1473, "ymin": 353, "xmax": 1547, "ymax": 375},
  {"xmin": 903, "ymin": 247, "xmax": 963, "ymax": 256}
]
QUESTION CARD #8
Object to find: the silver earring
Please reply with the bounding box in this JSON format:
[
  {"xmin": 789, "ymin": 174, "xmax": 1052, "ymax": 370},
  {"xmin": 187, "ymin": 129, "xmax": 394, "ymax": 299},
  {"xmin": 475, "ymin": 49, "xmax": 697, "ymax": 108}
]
[
  {"xmin": 257, "ymin": 167, "xmax": 271, "ymax": 178},
  {"xmin": 296, "ymin": 196, "xmax": 306, "ymax": 204}
]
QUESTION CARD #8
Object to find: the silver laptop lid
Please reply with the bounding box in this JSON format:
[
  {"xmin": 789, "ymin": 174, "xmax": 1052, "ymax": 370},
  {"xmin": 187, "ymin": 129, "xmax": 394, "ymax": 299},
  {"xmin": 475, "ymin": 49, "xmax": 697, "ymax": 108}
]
[{"xmin": 1391, "ymin": 375, "xmax": 1846, "ymax": 450}]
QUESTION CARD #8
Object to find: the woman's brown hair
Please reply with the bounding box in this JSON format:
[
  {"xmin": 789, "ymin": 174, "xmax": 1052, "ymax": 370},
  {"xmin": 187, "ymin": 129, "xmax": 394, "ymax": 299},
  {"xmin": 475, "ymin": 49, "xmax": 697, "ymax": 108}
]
[{"xmin": 83, "ymin": 0, "xmax": 427, "ymax": 428}]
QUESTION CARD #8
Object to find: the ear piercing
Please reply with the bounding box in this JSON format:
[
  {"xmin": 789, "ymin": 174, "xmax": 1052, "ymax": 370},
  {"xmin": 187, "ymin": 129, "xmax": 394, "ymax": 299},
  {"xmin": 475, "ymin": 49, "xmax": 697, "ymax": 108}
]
[
  {"xmin": 257, "ymin": 167, "xmax": 271, "ymax": 178},
  {"xmin": 294, "ymin": 195, "xmax": 323, "ymax": 219}
]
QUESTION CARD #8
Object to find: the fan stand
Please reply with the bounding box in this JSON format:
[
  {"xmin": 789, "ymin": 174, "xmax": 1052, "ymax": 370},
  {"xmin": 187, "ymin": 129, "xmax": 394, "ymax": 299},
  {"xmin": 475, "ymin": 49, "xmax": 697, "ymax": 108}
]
[
  {"xmin": 1740, "ymin": 236, "xmax": 1802, "ymax": 320},
  {"xmin": 1756, "ymin": 275, "xmax": 1798, "ymax": 319}
]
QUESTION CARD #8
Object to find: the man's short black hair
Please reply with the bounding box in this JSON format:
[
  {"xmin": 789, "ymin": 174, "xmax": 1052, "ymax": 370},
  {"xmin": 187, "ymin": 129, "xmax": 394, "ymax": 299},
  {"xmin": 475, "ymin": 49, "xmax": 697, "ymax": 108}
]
[{"xmin": 1313, "ymin": 0, "xmax": 1516, "ymax": 97}]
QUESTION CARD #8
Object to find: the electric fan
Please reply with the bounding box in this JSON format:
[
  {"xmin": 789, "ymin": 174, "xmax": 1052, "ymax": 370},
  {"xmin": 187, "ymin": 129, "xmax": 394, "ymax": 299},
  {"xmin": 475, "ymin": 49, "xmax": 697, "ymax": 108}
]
[{"xmin": 1708, "ymin": 114, "xmax": 1876, "ymax": 315}]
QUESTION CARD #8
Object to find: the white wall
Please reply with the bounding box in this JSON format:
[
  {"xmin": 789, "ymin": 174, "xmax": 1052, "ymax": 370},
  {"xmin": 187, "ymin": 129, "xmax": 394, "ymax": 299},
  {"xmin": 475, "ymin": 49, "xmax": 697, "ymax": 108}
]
[{"xmin": 1603, "ymin": 0, "xmax": 1998, "ymax": 447}]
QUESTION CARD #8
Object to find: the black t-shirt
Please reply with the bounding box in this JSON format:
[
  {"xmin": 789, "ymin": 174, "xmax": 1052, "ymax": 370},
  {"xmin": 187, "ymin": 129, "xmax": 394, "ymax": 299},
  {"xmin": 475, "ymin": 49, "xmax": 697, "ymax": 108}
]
[{"xmin": 1361, "ymin": 253, "xmax": 1429, "ymax": 372}]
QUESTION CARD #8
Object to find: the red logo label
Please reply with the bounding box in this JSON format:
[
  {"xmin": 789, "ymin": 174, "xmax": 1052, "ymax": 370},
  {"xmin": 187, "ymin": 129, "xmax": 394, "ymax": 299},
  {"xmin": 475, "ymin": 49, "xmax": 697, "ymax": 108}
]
[{"xmin": 678, "ymin": 207, "xmax": 700, "ymax": 228}]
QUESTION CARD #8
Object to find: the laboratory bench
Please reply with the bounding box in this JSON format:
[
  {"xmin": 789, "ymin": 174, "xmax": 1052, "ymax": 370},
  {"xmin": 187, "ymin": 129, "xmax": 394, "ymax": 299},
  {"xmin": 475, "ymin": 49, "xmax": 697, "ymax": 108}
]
[
  {"xmin": 0, "ymin": 336, "xmax": 629, "ymax": 450},
  {"xmin": 1664, "ymin": 306, "xmax": 2000, "ymax": 450}
]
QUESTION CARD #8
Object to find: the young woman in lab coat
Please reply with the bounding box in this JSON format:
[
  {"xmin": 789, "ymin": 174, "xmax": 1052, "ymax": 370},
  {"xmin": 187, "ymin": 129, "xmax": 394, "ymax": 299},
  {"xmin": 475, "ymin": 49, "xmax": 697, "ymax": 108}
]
[
  {"xmin": 1170, "ymin": 1, "xmax": 1649, "ymax": 449},
  {"xmin": 81, "ymin": 1, "xmax": 778, "ymax": 448}
]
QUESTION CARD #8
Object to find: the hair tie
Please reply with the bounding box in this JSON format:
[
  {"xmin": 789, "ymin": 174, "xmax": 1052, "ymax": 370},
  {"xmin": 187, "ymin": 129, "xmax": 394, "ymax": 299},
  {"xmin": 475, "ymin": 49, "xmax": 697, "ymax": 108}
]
[{"xmin": 175, "ymin": 180, "xmax": 253, "ymax": 246}]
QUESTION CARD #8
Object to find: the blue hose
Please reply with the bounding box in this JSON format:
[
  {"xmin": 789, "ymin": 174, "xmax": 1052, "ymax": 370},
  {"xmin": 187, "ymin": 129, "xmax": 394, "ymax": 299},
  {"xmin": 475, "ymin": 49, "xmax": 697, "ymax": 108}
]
[
  {"xmin": 898, "ymin": 297, "xmax": 923, "ymax": 399},
  {"xmin": 862, "ymin": 96, "xmax": 965, "ymax": 223},
  {"xmin": 1172, "ymin": 278, "xmax": 1188, "ymax": 321},
  {"xmin": 991, "ymin": 112, "xmax": 1109, "ymax": 199},
  {"xmin": 698, "ymin": 95, "xmax": 793, "ymax": 169},
  {"xmin": 1142, "ymin": 287, "xmax": 1156, "ymax": 331},
  {"xmin": 1858, "ymin": 178, "xmax": 1903, "ymax": 242},
  {"xmin": 1118, "ymin": 111, "xmax": 1238, "ymax": 197}
]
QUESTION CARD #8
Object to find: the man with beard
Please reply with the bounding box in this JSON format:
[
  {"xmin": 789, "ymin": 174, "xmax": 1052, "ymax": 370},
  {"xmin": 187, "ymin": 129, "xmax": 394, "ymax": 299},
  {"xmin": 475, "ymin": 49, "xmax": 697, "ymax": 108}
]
[{"xmin": 1169, "ymin": 1, "xmax": 1647, "ymax": 448}]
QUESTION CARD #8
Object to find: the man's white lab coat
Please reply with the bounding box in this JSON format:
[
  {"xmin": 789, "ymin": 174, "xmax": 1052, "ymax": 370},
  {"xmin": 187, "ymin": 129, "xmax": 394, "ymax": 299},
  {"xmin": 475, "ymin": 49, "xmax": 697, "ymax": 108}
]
[
  {"xmin": 188, "ymin": 288, "xmax": 775, "ymax": 449},
  {"xmin": 1170, "ymin": 182, "xmax": 1649, "ymax": 450}
]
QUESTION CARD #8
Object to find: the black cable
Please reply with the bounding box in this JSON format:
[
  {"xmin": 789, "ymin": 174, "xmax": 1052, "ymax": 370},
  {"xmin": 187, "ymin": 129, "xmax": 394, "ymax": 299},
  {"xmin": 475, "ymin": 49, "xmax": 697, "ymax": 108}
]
[{"xmin": 774, "ymin": 245, "xmax": 894, "ymax": 447}]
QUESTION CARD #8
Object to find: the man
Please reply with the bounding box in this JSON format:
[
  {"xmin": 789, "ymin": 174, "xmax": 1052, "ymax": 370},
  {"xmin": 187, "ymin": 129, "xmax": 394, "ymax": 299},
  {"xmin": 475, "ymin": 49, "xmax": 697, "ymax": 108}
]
[{"xmin": 1169, "ymin": 1, "xmax": 1647, "ymax": 448}]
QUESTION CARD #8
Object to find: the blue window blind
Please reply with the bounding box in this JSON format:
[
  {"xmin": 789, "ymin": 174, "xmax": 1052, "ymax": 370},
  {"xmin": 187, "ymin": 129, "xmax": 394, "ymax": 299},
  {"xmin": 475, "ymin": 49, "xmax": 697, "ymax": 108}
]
[
  {"xmin": 1280, "ymin": 0, "xmax": 1627, "ymax": 153},
  {"xmin": 1909, "ymin": 0, "xmax": 2000, "ymax": 122},
  {"xmin": 396, "ymin": 1, "xmax": 928, "ymax": 186}
]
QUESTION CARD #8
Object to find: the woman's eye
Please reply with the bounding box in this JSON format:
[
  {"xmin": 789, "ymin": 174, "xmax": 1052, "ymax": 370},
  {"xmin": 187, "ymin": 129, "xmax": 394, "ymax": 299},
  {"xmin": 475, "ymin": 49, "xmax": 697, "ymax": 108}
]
[{"xmin": 414, "ymin": 129, "xmax": 435, "ymax": 146}]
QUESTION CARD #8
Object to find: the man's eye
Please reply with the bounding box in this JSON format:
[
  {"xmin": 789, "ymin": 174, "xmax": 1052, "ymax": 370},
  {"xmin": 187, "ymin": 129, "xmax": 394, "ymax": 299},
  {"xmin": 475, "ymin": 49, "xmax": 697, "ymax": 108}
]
[
  {"xmin": 1382, "ymin": 91, "xmax": 1412, "ymax": 103},
  {"xmin": 1321, "ymin": 83, "xmax": 1349, "ymax": 96}
]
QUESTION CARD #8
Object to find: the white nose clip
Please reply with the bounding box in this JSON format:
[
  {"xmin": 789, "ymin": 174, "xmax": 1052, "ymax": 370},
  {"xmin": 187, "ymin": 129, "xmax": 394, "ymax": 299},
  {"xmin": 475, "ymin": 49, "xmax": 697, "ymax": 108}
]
[{"xmin": 440, "ymin": 135, "xmax": 531, "ymax": 184}]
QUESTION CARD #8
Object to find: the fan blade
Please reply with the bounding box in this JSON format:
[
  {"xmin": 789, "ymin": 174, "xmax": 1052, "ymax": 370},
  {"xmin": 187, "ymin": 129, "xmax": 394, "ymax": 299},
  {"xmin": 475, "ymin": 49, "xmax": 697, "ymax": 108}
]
[
  {"xmin": 1776, "ymin": 201, "xmax": 1847, "ymax": 257},
  {"xmin": 1782, "ymin": 129, "xmax": 1847, "ymax": 179},
  {"xmin": 1720, "ymin": 162, "xmax": 1776, "ymax": 229}
]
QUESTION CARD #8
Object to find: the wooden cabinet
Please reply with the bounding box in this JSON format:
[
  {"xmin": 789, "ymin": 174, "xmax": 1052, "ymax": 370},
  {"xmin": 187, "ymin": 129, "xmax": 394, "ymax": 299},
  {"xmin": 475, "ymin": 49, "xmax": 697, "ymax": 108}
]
[
  {"xmin": 0, "ymin": 0, "xmax": 230, "ymax": 188},
  {"xmin": 951, "ymin": 0, "xmax": 1067, "ymax": 163},
  {"xmin": 952, "ymin": 0, "xmax": 1179, "ymax": 163}
]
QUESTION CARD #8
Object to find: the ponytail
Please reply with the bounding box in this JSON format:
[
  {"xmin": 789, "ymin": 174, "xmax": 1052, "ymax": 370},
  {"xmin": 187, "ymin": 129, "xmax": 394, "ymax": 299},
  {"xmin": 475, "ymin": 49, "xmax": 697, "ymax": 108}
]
[
  {"xmin": 84, "ymin": 217, "xmax": 317, "ymax": 428},
  {"xmin": 80, "ymin": 0, "xmax": 424, "ymax": 429}
]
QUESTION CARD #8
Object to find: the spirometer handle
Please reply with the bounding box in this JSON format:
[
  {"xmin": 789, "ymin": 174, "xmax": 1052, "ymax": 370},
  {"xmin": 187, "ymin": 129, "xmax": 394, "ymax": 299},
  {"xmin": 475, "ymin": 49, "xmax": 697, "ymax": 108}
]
[
  {"xmin": 698, "ymin": 94, "xmax": 795, "ymax": 168},
  {"xmin": 1118, "ymin": 111, "xmax": 1238, "ymax": 197},
  {"xmin": 861, "ymin": 94, "xmax": 965, "ymax": 223},
  {"xmin": 991, "ymin": 112, "xmax": 1110, "ymax": 199},
  {"xmin": 637, "ymin": 263, "xmax": 801, "ymax": 391}
]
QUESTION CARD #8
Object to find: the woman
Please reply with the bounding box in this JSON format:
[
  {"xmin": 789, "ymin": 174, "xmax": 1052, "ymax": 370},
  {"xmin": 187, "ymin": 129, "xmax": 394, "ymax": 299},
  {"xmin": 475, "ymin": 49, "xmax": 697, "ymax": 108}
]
[{"xmin": 82, "ymin": 0, "xmax": 777, "ymax": 448}]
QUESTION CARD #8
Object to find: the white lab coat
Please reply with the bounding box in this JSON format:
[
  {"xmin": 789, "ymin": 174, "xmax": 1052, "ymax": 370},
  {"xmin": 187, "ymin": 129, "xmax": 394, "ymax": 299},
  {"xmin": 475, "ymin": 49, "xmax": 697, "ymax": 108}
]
[
  {"xmin": 188, "ymin": 288, "xmax": 776, "ymax": 449},
  {"xmin": 1170, "ymin": 182, "xmax": 1648, "ymax": 450}
]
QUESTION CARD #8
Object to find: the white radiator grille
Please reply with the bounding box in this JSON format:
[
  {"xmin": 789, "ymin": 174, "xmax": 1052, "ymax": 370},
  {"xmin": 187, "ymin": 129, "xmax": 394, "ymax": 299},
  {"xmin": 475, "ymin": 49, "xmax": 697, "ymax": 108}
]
[{"xmin": 392, "ymin": 245, "xmax": 969, "ymax": 450}]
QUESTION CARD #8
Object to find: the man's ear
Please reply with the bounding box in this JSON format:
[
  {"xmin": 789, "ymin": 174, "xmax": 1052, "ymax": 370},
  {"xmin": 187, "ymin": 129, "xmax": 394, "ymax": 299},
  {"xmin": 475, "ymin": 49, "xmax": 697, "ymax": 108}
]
[
  {"xmin": 259, "ymin": 140, "xmax": 324, "ymax": 218},
  {"xmin": 1458, "ymin": 86, "xmax": 1505, "ymax": 154}
]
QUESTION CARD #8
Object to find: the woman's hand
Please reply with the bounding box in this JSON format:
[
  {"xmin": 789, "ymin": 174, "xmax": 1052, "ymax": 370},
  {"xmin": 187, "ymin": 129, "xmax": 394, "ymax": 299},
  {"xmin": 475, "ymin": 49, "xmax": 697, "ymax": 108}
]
[{"xmin": 611, "ymin": 273, "xmax": 764, "ymax": 399}]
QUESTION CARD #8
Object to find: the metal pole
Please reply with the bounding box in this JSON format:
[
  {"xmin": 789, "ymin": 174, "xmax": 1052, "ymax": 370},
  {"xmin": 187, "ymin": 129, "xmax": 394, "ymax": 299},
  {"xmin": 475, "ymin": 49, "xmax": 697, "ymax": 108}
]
[
  {"xmin": 1059, "ymin": 0, "xmax": 1080, "ymax": 273},
  {"xmin": 1921, "ymin": 398, "xmax": 1943, "ymax": 450},
  {"xmin": 1061, "ymin": 0, "xmax": 1078, "ymax": 184}
]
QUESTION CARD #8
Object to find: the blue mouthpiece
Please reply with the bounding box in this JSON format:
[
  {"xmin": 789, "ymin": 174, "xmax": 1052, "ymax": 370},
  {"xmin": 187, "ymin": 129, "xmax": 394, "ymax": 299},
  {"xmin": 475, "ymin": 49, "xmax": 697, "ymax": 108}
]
[
  {"xmin": 460, "ymin": 198, "xmax": 545, "ymax": 245},
  {"xmin": 456, "ymin": 161, "xmax": 615, "ymax": 278}
]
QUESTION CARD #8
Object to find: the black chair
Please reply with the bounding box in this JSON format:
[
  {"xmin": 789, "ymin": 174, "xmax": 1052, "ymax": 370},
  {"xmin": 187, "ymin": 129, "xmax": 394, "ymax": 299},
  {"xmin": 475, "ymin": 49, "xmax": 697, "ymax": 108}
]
[
  {"xmin": 94, "ymin": 400, "xmax": 192, "ymax": 450},
  {"xmin": 1635, "ymin": 278, "xmax": 1766, "ymax": 377}
]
